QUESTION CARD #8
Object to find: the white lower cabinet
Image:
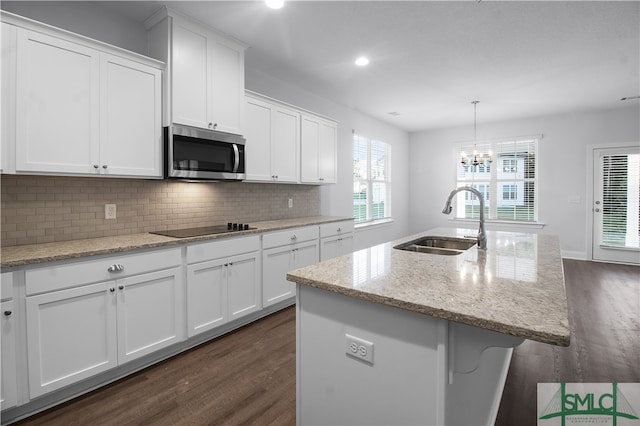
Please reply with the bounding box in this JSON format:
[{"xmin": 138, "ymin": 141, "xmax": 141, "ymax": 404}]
[
  {"xmin": 186, "ymin": 236, "xmax": 261, "ymax": 337},
  {"xmin": 1, "ymin": 272, "xmax": 17, "ymax": 410},
  {"xmin": 262, "ymin": 227, "xmax": 319, "ymax": 307},
  {"xmin": 24, "ymin": 248, "xmax": 183, "ymax": 398},
  {"xmin": 319, "ymin": 220, "xmax": 355, "ymax": 261}
]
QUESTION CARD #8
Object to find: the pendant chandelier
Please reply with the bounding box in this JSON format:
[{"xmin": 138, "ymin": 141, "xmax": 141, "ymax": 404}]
[{"xmin": 460, "ymin": 101, "xmax": 492, "ymax": 167}]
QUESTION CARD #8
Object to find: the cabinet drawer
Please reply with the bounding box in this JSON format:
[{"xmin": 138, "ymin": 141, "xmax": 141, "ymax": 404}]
[
  {"xmin": 187, "ymin": 235, "xmax": 260, "ymax": 264},
  {"xmin": 319, "ymin": 221, "xmax": 354, "ymax": 238},
  {"xmin": 262, "ymin": 226, "xmax": 319, "ymax": 249},
  {"xmin": 1, "ymin": 272, "xmax": 13, "ymax": 301},
  {"xmin": 25, "ymin": 247, "xmax": 182, "ymax": 295}
]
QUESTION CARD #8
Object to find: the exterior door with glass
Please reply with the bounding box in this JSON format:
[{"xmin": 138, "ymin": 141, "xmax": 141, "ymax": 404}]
[{"xmin": 592, "ymin": 145, "xmax": 640, "ymax": 264}]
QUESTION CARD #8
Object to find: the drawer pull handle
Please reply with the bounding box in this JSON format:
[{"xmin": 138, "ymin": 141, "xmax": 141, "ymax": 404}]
[
  {"xmin": 4, "ymin": 310, "xmax": 11, "ymax": 317},
  {"xmin": 108, "ymin": 264, "xmax": 125, "ymax": 273}
]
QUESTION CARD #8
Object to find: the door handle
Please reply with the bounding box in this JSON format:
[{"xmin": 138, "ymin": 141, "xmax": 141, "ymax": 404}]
[{"xmin": 232, "ymin": 144, "xmax": 240, "ymax": 173}]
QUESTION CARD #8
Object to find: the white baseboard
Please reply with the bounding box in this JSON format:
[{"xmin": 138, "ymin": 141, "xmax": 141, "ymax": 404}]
[{"xmin": 561, "ymin": 250, "xmax": 587, "ymax": 260}]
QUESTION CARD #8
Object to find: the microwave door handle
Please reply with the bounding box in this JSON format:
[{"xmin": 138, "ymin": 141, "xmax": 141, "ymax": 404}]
[{"xmin": 232, "ymin": 144, "xmax": 240, "ymax": 173}]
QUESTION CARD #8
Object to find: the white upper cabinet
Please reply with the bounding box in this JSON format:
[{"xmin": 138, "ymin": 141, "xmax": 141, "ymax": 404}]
[
  {"xmin": 100, "ymin": 53, "xmax": 162, "ymax": 176},
  {"xmin": 2, "ymin": 11, "xmax": 164, "ymax": 178},
  {"xmin": 245, "ymin": 93, "xmax": 300, "ymax": 183},
  {"xmin": 15, "ymin": 29, "xmax": 100, "ymax": 175},
  {"xmin": 1, "ymin": 22, "xmax": 17, "ymax": 174},
  {"xmin": 301, "ymin": 114, "xmax": 338, "ymax": 184},
  {"xmin": 147, "ymin": 9, "xmax": 247, "ymax": 135}
]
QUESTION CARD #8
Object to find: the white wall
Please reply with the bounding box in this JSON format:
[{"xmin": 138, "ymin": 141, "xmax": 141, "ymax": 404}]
[
  {"xmin": 0, "ymin": 1, "xmax": 148, "ymax": 55},
  {"xmin": 408, "ymin": 106, "xmax": 640, "ymax": 258},
  {"xmin": 1, "ymin": 2, "xmax": 411, "ymax": 251}
]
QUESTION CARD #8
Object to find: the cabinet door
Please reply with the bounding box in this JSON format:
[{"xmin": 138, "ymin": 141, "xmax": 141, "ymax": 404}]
[
  {"xmin": 209, "ymin": 34, "xmax": 244, "ymax": 135},
  {"xmin": 26, "ymin": 283, "xmax": 117, "ymax": 398},
  {"xmin": 16, "ymin": 29, "xmax": 100, "ymax": 174},
  {"xmin": 294, "ymin": 240, "xmax": 320, "ymax": 270},
  {"xmin": 321, "ymin": 235, "xmax": 354, "ymax": 261},
  {"xmin": 1, "ymin": 300, "xmax": 17, "ymax": 410},
  {"xmin": 272, "ymin": 106, "xmax": 300, "ymax": 182},
  {"xmin": 1, "ymin": 22, "xmax": 17, "ymax": 174},
  {"xmin": 100, "ymin": 53, "xmax": 162, "ymax": 177},
  {"xmin": 227, "ymin": 251, "xmax": 260, "ymax": 321},
  {"xmin": 186, "ymin": 259, "xmax": 227, "ymax": 337},
  {"xmin": 171, "ymin": 21, "xmax": 210, "ymax": 129},
  {"xmin": 245, "ymin": 96, "xmax": 273, "ymax": 181},
  {"xmin": 318, "ymin": 120, "xmax": 337, "ymax": 183},
  {"xmin": 116, "ymin": 267, "xmax": 184, "ymax": 364},
  {"xmin": 300, "ymin": 115, "xmax": 320, "ymax": 183},
  {"xmin": 262, "ymin": 246, "xmax": 294, "ymax": 307}
]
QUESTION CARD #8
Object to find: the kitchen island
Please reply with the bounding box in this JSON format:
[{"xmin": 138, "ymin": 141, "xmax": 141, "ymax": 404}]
[{"xmin": 287, "ymin": 227, "xmax": 570, "ymax": 426}]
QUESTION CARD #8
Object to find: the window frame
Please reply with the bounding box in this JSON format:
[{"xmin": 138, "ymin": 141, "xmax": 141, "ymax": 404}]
[
  {"xmin": 353, "ymin": 133, "xmax": 392, "ymax": 224},
  {"xmin": 453, "ymin": 136, "xmax": 540, "ymax": 225}
]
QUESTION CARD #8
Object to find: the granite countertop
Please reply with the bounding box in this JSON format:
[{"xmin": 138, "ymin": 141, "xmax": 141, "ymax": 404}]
[
  {"xmin": 0, "ymin": 216, "xmax": 351, "ymax": 268},
  {"xmin": 287, "ymin": 227, "xmax": 570, "ymax": 347}
]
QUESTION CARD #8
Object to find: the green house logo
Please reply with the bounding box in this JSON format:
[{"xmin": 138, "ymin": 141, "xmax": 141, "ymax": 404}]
[{"xmin": 538, "ymin": 383, "xmax": 639, "ymax": 425}]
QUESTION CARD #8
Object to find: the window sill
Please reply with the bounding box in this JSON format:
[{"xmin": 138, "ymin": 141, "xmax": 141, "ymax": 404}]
[
  {"xmin": 355, "ymin": 218, "xmax": 394, "ymax": 231},
  {"xmin": 448, "ymin": 218, "xmax": 546, "ymax": 230}
]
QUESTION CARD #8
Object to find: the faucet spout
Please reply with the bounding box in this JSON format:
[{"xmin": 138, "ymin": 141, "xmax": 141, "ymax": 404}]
[{"xmin": 442, "ymin": 186, "xmax": 487, "ymax": 249}]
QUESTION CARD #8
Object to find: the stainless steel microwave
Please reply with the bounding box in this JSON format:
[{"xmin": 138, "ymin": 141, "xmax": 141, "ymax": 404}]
[{"xmin": 164, "ymin": 124, "xmax": 246, "ymax": 181}]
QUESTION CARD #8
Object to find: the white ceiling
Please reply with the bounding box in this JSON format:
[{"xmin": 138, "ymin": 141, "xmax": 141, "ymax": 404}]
[{"xmin": 97, "ymin": 1, "xmax": 639, "ymax": 133}]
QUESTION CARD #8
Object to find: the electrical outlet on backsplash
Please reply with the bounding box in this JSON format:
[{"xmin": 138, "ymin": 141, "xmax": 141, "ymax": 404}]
[{"xmin": 0, "ymin": 175, "xmax": 321, "ymax": 247}]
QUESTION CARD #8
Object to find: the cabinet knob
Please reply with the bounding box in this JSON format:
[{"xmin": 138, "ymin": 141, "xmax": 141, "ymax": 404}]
[
  {"xmin": 93, "ymin": 165, "xmax": 99, "ymax": 169},
  {"xmin": 291, "ymin": 234, "xmax": 297, "ymax": 241},
  {"xmin": 337, "ymin": 227, "xmax": 342, "ymax": 232},
  {"xmin": 229, "ymin": 262, "xmax": 233, "ymax": 266},
  {"xmin": 108, "ymin": 264, "xmax": 125, "ymax": 273},
  {"xmin": 109, "ymin": 287, "xmax": 116, "ymax": 293},
  {"xmin": 102, "ymin": 165, "xmax": 108, "ymax": 169},
  {"xmin": 213, "ymin": 123, "xmax": 218, "ymax": 129},
  {"xmin": 118, "ymin": 285, "xmax": 124, "ymax": 290},
  {"xmin": 3, "ymin": 310, "xmax": 11, "ymax": 317}
]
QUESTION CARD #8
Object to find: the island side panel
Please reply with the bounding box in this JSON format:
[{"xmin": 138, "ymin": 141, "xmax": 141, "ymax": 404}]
[{"xmin": 296, "ymin": 284, "xmax": 447, "ymax": 426}]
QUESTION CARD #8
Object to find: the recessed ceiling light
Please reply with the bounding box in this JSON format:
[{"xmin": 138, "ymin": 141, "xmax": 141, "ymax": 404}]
[
  {"xmin": 355, "ymin": 56, "xmax": 370, "ymax": 67},
  {"xmin": 265, "ymin": 0, "xmax": 284, "ymax": 10}
]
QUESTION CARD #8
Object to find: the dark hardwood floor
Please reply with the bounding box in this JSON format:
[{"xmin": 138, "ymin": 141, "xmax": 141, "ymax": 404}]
[
  {"xmin": 14, "ymin": 260, "xmax": 639, "ymax": 425},
  {"xmin": 496, "ymin": 259, "xmax": 640, "ymax": 425}
]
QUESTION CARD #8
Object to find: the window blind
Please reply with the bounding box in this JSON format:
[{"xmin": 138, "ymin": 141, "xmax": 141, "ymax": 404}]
[
  {"xmin": 455, "ymin": 137, "xmax": 538, "ymax": 223},
  {"xmin": 601, "ymin": 153, "xmax": 640, "ymax": 248},
  {"xmin": 353, "ymin": 133, "xmax": 391, "ymax": 223}
]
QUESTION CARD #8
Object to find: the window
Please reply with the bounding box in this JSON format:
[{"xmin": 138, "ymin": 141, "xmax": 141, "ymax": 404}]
[
  {"xmin": 455, "ymin": 137, "xmax": 538, "ymax": 222},
  {"xmin": 353, "ymin": 133, "xmax": 391, "ymax": 223},
  {"xmin": 502, "ymin": 184, "xmax": 517, "ymax": 200}
]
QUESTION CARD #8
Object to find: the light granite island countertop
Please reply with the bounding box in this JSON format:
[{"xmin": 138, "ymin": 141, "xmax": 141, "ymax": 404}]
[{"xmin": 287, "ymin": 227, "xmax": 570, "ymax": 426}]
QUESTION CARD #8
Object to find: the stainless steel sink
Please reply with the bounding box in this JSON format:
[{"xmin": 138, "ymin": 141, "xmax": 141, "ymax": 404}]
[{"xmin": 394, "ymin": 236, "xmax": 477, "ymax": 255}]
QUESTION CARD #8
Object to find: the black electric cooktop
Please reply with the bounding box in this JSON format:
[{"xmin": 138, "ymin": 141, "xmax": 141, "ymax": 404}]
[{"xmin": 150, "ymin": 223, "xmax": 255, "ymax": 238}]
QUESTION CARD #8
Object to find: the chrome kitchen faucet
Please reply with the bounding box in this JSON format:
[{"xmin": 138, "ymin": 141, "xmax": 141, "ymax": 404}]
[{"xmin": 442, "ymin": 186, "xmax": 487, "ymax": 249}]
